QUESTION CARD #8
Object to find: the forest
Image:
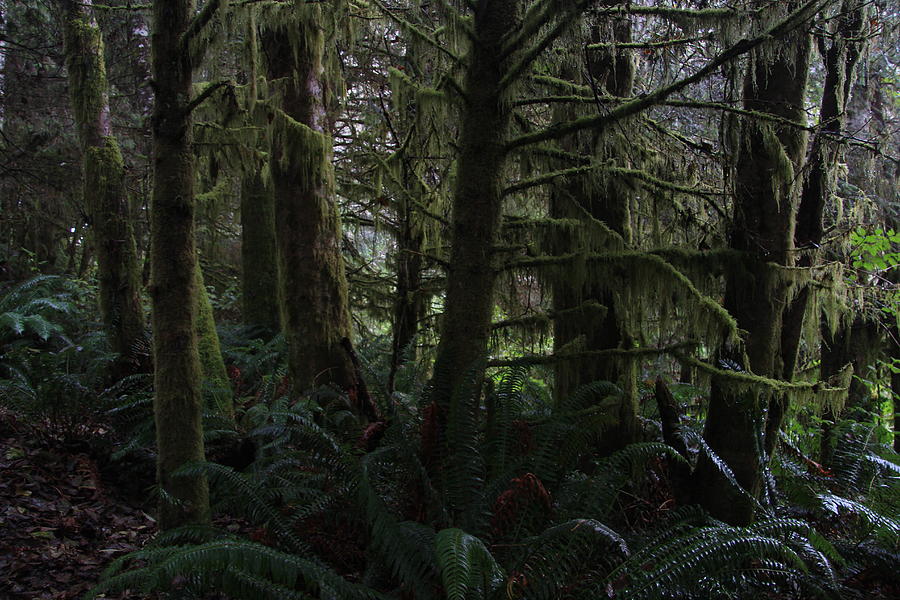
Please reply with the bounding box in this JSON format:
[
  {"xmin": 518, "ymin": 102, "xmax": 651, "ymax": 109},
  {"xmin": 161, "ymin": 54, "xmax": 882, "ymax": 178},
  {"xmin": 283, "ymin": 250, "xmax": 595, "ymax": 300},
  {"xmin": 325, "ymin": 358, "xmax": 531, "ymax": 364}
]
[{"xmin": 1, "ymin": 0, "xmax": 899, "ymax": 598}]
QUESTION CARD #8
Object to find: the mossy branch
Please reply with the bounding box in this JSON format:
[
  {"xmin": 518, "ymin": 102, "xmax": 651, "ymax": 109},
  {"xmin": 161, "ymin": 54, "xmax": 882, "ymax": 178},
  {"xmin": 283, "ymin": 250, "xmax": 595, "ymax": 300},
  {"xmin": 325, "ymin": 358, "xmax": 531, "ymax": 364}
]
[
  {"xmin": 507, "ymin": 0, "xmax": 828, "ymax": 151},
  {"xmin": 491, "ymin": 300, "xmax": 607, "ymax": 331},
  {"xmin": 508, "ymin": 251, "xmax": 739, "ymax": 339},
  {"xmin": 503, "ymin": 165, "xmax": 597, "ymax": 196},
  {"xmin": 180, "ymin": 0, "xmax": 225, "ymax": 52},
  {"xmin": 586, "ymin": 35, "xmax": 711, "ymax": 51},
  {"xmin": 500, "ymin": 0, "xmax": 560, "ymax": 59},
  {"xmin": 184, "ymin": 80, "xmax": 232, "ymax": 117},
  {"xmin": 488, "ymin": 341, "xmax": 700, "ymax": 367},
  {"xmin": 502, "ymin": 163, "xmax": 720, "ymax": 200},
  {"xmin": 593, "ymin": 5, "xmax": 750, "ymax": 20},
  {"xmin": 673, "ymin": 351, "xmax": 850, "ymax": 397},
  {"xmin": 369, "ymin": 0, "xmax": 462, "ymax": 65},
  {"xmin": 500, "ymin": 0, "xmax": 592, "ymax": 91}
]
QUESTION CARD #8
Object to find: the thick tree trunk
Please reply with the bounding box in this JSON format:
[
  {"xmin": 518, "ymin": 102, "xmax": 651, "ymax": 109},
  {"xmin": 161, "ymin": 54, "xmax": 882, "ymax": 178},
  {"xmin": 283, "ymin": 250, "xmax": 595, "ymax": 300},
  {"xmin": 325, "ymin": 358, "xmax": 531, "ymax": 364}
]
[
  {"xmin": 240, "ymin": 170, "xmax": 279, "ymax": 333},
  {"xmin": 429, "ymin": 0, "xmax": 518, "ymax": 411},
  {"xmin": 766, "ymin": 0, "xmax": 867, "ymax": 457},
  {"xmin": 261, "ymin": 7, "xmax": 356, "ymax": 395},
  {"xmin": 61, "ymin": 0, "xmax": 146, "ymax": 376},
  {"xmin": 552, "ymin": 16, "xmax": 637, "ymax": 453},
  {"xmin": 423, "ymin": 2, "xmax": 519, "ymax": 530},
  {"xmin": 149, "ymin": 0, "xmax": 209, "ymax": 529},
  {"xmin": 693, "ymin": 13, "xmax": 811, "ymax": 524}
]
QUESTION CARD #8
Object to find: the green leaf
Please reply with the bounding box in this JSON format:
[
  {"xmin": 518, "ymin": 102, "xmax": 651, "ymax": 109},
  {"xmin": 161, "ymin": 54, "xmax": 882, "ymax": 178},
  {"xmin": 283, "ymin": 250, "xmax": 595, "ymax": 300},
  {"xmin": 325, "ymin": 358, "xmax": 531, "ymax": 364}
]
[{"xmin": 435, "ymin": 528, "xmax": 505, "ymax": 600}]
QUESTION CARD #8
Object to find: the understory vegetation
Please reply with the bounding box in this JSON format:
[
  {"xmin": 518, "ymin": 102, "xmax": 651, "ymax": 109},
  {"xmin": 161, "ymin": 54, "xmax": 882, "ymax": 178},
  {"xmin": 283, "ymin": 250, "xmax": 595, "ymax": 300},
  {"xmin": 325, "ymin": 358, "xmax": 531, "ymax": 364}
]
[{"xmin": 1, "ymin": 0, "xmax": 899, "ymax": 598}]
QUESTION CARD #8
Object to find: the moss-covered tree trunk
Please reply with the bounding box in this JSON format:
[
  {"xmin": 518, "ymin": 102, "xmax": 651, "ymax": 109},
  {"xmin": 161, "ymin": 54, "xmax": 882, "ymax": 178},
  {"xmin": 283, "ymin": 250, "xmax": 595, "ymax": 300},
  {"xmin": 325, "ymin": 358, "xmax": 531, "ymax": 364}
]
[
  {"xmin": 551, "ymin": 16, "xmax": 637, "ymax": 452},
  {"xmin": 261, "ymin": 7, "xmax": 355, "ymax": 394},
  {"xmin": 149, "ymin": 0, "xmax": 209, "ymax": 529},
  {"xmin": 429, "ymin": 0, "xmax": 519, "ymax": 412},
  {"xmin": 195, "ymin": 262, "xmax": 232, "ymax": 416},
  {"xmin": 693, "ymin": 12, "xmax": 811, "ymax": 524},
  {"xmin": 766, "ymin": 0, "xmax": 867, "ymax": 456},
  {"xmin": 60, "ymin": 0, "xmax": 146, "ymax": 376},
  {"xmin": 240, "ymin": 170, "xmax": 279, "ymax": 333}
]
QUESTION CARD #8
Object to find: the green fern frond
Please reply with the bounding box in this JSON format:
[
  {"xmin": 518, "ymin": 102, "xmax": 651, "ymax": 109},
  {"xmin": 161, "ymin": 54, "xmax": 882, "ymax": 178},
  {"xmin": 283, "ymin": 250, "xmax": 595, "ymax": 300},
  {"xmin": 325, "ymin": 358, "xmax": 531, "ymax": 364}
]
[
  {"xmin": 435, "ymin": 528, "xmax": 505, "ymax": 600},
  {"xmin": 818, "ymin": 493, "xmax": 900, "ymax": 543},
  {"xmin": 92, "ymin": 539, "xmax": 380, "ymax": 600},
  {"xmin": 358, "ymin": 446, "xmax": 441, "ymax": 598}
]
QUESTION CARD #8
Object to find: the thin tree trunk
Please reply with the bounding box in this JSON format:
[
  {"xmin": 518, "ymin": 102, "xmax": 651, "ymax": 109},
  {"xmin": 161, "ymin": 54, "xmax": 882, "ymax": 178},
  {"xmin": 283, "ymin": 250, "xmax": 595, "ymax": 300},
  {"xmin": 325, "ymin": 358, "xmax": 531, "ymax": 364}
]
[
  {"xmin": 195, "ymin": 262, "xmax": 232, "ymax": 417},
  {"xmin": 60, "ymin": 0, "xmax": 146, "ymax": 377},
  {"xmin": 425, "ymin": 2, "xmax": 520, "ymax": 530},
  {"xmin": 429, "ymin": 0, "xmax": 518, "ymax": 411},
  {"xmin": 149, "ymin": 0, "xmax": 209, "ymax": 530},
  {"xmin": 819, "ymin": 315, "xmax": 881, "ymax": 462},
  {"xmin": 389, "ymin": 201, "xmax": 426, "ymax": 391}
]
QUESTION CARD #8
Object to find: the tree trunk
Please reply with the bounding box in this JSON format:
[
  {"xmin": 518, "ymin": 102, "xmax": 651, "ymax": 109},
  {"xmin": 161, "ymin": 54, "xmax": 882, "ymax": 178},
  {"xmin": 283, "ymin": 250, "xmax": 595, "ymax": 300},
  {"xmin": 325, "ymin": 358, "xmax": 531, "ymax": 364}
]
[
  {"xmin": 693, "ymin": 9, "xmax": 811, "ymax": 524},
  {"xmin": 149, "ymin": 0, "xmax": 209, "ymax": 529},
  {"xmin": 389, "ymin": 198, "xmax": 426, "ymax": 391},
  {"xmin": 429, "ymin": 0, "xmax": 518, "ymax": 412},
  {"xmin": 551, "ymin": 15, "xmax": 638, "ymax": 453},
  {"xmin": 240, "ymin": 170, "xmax": 279, "ymax": 333},
  {"xmin": 261, "ymin": 7, "xmax": 356, "ymax": 395},
  {"xmin": 60, "ymin": 0, "xmax": 146, "ymax": 377},
  {"xmin": 766, "ymin": 0, "xmax": 867, "ymax": 457}
]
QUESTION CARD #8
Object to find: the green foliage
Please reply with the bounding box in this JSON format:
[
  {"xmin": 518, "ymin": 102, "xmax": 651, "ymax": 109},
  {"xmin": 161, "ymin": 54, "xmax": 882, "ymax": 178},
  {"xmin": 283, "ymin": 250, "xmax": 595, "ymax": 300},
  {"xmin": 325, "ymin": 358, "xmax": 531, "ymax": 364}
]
[
  {"xmin": 91, "ymin": 363, "xmax": 887, "ymax": 599},
  {"xmin": 0, "ymin": 275, "xmax": 77, "ymax": 352},
  {"xmin": 850, "ymin": 227, "xmax": 900, "ymax": 273},
  {"xmin": 434, "ymin": 528, "xmax": 505, "ymax": 600},
  {"xmin": 0, "ymin": 276, "xmax": 115, "ymax": 439}
]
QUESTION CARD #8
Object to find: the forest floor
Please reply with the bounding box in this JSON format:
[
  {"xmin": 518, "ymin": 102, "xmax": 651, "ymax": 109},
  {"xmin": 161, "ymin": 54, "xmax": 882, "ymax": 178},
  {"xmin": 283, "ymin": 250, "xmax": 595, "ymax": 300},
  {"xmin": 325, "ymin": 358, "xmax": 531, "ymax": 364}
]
[{"xmin": 0, "ymin": 409, "xmax": 157, "ymax": 599}]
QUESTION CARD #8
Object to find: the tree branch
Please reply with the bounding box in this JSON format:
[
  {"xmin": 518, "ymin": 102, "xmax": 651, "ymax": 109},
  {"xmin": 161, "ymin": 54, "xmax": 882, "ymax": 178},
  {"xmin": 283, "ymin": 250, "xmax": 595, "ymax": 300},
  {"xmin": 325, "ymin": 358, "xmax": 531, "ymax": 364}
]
[{"xmin": 506, "ymin": 0, "xmax": 831, "ymax": 151}]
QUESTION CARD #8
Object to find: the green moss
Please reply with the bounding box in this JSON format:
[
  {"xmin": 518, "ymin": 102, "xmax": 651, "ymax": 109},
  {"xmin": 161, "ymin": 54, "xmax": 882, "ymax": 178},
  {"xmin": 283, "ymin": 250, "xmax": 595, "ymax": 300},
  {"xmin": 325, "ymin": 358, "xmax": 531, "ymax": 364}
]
[
  {"xmin": 63, "ymin": 15, "xmax": 108, "ymax": 140},
  {"xmin": 194, "ymin": 263, "xmax": 232, "ymax": 418}
]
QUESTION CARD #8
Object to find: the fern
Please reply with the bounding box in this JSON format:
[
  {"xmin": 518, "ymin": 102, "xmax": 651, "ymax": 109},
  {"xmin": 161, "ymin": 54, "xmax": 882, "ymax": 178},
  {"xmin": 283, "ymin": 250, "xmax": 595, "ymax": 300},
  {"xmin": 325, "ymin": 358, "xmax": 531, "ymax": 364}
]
[
  {"xmin": 91, "ymin": 538, "xmax": 382, "ymax": 600},
  {"xmin": 435, "ymin": 528, "xmax": 505, "ymax": 600}
]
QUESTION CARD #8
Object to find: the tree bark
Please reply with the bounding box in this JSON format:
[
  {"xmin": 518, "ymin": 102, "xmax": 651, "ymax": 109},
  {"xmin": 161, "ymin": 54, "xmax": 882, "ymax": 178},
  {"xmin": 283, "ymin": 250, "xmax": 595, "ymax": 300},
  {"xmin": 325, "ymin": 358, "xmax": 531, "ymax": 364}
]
[
  {"xmin": 195, "ymin": 262, "xmax": 232, "ymax": 417},
  {"xmin": 766, "ymin": 0, "xmax": 867, "ymax": 457},
  {"xmin": 261, "ymin": 6, "xmax": 356, "ymax": 394},
  {"xmin": 693, "ymin": 7, "xmax": 811, "ymax": 524},
  {"xmin": 429, "ymin": 0, "xmax": 519, "ymax": 412},
  {"xmin": 240, "ymin": 170, "xmax": 279, "ymax": 333},
  {"xmin": 149, "ymin": 0, "xmax": 209, "ymax": 529},
  {"xmin": 61, "ymin": 0, "xmax": 146, "ymax": 376},
  {"xmin": 389, "ymin": 198, "xmax": 426, "ymax": 391}
]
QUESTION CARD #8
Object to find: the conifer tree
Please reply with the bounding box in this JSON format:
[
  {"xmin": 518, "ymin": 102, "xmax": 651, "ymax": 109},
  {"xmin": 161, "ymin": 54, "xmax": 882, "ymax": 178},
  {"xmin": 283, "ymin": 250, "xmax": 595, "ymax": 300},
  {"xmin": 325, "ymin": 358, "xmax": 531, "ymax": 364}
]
[
  {"xmin": 149, "ymin": 0, "xmax": 221, "ymax": 529},
  {"xmin": 59, "ymin": 0, "xmax": 146, "ymax": 376},
  {"xmin": 260, "ymin": 2, "xmax": 357, "ymax": 394},
  {"xmin": 766, "ymin": 0, "xmax": 868, "ymax": 455},
  {"xmin": 693, "ymin": 1, "xmax": 813, "ymax": 524}
]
